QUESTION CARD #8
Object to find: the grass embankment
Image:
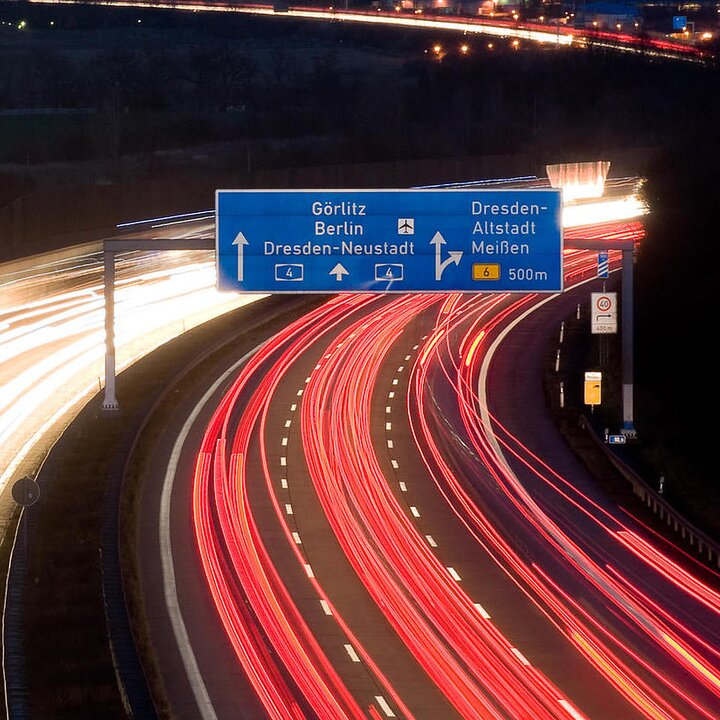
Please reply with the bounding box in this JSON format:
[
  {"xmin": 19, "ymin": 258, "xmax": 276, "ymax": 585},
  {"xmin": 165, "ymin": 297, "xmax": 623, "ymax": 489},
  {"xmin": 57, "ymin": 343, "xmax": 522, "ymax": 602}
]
[{"xmin": 19, "ymin": 294, "xmax": 324, "ymax": 719}]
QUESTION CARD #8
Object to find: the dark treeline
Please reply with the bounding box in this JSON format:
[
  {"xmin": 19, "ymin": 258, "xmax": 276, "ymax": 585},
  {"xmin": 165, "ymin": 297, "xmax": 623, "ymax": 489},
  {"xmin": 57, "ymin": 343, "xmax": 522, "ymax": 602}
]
[
  {"xmin": 634, "ymin": 137, "xmax": 720, "ymax": 536},
  {"xmin": 0, "ymin": 3, "xmax": 718, "ymax": 168}
]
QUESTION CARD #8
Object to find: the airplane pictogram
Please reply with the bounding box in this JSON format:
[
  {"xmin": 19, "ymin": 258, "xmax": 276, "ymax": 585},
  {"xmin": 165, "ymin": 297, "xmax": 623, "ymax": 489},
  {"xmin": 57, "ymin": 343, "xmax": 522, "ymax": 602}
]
[{"xmin": 397, "ymin": 218, "xmax": 415, "ymax": 235}]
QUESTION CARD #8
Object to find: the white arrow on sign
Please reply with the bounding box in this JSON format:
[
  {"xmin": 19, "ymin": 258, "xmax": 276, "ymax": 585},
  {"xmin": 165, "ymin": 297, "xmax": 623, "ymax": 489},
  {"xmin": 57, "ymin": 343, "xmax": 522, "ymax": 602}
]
[
  {"xmin": 232, "ymin": 232, "xmax": 249, "ymax": 282},
  {"xmin": 430, "ymin": 231, "xmax": 463, "ymax": 281},
  {"xmin": 329, "ymin": 262, "xmax": 349, "ymax": 281}
]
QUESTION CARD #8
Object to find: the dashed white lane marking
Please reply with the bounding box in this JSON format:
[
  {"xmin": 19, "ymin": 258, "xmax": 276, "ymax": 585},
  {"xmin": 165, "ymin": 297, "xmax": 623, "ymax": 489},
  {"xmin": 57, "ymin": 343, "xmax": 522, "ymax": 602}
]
[
  {"xmin": 292, "ymin": 532, "xmax": 302, "ymax": 545},
  {"xmin": 559, "ymin": 699, "xmax": 586, "ymax": 720},
  {"xmin": 391, "ymin": 459, "xmax": 399, "ymax": 469},
  {"xmin": 475, "ymin": 603, "xmax": 491, "ymax": 619},
  {"xmin": 304, "ymin": 564, "xmax": 314, "ymax": 578},
  {"xmin": 305, "ymin": 376, "xmax": 311, "ymax": 383},
  {"xmin": 410, "ymin": 506, "xmax": 420, "ymax": 518},
  {"xmin": 426, "ymin": 535, "xmax": 437, "ymax": 547},
  {"xmin": 280, "ymin": 457, "xmax": 287, "ymax": 467},
  {"xmin": 375, "ymin": 696, "xmax": 396, "ymax": 717},
  {"xmin": 385, "ymin": 422, "xmax": 392, "ymax": 431},
  {"xmin": 404, "ymin": 355, "xmax": 411, "ymax": 361},
  {"xmin": 285, "ymin": 504, "xmax": 293, "ymax": 515},
  {"xmin": 399, "ymin": 482, "xmax": 407, "ymax": 492},
  {"xmin": 296, "ymin": 388, "xmax": 303, "ymax": 396},
  {"xmin": 284, "ymin": 420, "xmax": 292, "ymax": 428},
  {"xmin": 397, "ymin": 365, "xmax": 404, "ymax": 372},
  {"xmin": 281, "ymin": 437, "xmax": 288, "ymax": 446},
  {"xmin": 388, "ymin": 391, "xmax": 395, "ymax": 399},
  {"xmin": 280, "ymin": 478, "xmax": 288, "ymax": 489},
  {"xmin": 391, "ymin": 378, "xmax": 399, "ymax": 386},
  {"xmin": 320, "ymin": 599, "xmax": 333, "ymax": 616},
  {"xmin": 387, "ymin": 440, "xmax": 394, "ymax": 449},
  {"xmin": 385, "ymin": 406, "xmax": 392, "ymax": 414},
  {"xmin": 344, "ymin": 644, "xmax": 361, "ymax": 663},
  {"xmin": 511, "ymin": 648, "xmax": 531, "ymax": 666},
  {"xmin": 412, "ymin": 344, "xmax": 419, "ymax": 350},
  {"xmin": 447, "ymin": 567, "xmax": 462, "ymax": 582},
  {"xmin": 290, "ymin": 403, "xmax": 297, "ymax": 412}
]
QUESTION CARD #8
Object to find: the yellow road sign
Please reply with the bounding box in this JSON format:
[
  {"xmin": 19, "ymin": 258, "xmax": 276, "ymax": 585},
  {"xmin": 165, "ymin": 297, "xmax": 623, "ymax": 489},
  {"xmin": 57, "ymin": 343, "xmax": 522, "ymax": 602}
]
[
  {"xmin": 584, "ymin": 371, "xmax": 602, "ymax": 405},
  {"xmin": 472, "ymin": 263, "xmax": 501, "ymax": 281}
]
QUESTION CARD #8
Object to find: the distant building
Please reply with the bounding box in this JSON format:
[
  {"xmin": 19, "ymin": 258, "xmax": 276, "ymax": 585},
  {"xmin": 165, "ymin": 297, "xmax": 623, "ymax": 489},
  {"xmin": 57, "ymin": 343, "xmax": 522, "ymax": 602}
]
[
  {"xmin": 412, "ymin": 0, "xmax": 459, "ymax": 13},
  {"xmin": 458, "ymin": 0, "xmax": 489, "ymax": 15},
  {"xmin": 576, "ymin": 2, "xmax": 641, "ymax": 29},
  {"xmin": 394, "ymin": 0, "xmax": 524, "ymax": 14}
]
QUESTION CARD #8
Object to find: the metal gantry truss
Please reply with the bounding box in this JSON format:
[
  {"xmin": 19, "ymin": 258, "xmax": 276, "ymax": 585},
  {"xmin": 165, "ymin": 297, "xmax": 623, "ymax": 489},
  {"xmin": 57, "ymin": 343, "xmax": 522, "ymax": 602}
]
[{"xmin": 101, "ymin": 237, "xmax": 214, "ymax": 411}]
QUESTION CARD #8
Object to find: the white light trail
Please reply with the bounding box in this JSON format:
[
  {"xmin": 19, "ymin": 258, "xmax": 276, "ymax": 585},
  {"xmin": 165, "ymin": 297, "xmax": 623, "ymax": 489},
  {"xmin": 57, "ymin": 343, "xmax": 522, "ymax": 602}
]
[
  {"xmin": 563, "ymin": 194, "xmax": 648, "ymax": 228},
  {"xmin": 29, "ymin": 0, "xmax": 574, "ymax": 46},
  {"xmin": 0, "ymin": 250, "xmax": 262, "ymax": 534}
]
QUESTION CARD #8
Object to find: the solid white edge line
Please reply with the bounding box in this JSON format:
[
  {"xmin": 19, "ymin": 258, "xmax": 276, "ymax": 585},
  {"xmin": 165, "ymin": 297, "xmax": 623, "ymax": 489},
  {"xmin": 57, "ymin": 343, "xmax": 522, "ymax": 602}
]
[{"xmin": 160, "ymin": 345, "xmax": 260, "ymax": 720}]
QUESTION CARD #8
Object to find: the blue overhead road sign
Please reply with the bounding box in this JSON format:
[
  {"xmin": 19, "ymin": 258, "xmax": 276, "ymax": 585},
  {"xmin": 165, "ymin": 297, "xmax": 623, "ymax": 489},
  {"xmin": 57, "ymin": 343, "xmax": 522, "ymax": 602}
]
[
  {"xmin": 216, "ymin": 189, "xmax": 563, "ymax": 293},
  {"xmin": 672, "ymin": 15, "xmax": 687, "ymax": 30}
]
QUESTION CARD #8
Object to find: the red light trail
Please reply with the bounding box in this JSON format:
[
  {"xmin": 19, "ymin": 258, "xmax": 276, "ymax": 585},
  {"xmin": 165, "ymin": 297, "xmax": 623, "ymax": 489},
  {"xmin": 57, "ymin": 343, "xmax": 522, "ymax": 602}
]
[{"xmin": 188, "ymin": 218, "xmax": 720, "ymax": 719}]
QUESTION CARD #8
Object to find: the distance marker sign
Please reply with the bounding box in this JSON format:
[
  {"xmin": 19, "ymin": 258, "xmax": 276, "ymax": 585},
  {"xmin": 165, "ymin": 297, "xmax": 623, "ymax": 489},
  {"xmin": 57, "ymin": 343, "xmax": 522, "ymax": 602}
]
[{"xmin": 216, "ymin": 189, "xmax": 563, "ymax": 293}]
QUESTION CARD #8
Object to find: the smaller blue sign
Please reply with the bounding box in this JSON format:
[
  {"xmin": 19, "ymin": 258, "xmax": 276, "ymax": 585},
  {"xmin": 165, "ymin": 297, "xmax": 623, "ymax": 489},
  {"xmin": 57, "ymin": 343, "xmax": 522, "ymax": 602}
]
[
  {"xmin": 275, "ymin": 264, "xmax": 304, "ymax": 282},
  {"xmin": 598, "ymin": 251, "xmax": 609, "ymax": 278},
  {"xmin": 608, "ymin": 434, "xmax": 627, "ymax": 445},
  {"xmin": 672, "ymin": 15, "xmax": 687, "ymax": 30}
]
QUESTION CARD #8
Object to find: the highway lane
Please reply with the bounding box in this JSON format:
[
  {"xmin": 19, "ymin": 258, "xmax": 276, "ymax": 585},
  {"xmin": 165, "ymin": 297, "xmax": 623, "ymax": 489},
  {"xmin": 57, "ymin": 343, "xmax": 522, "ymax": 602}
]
[
  {"xmin": 148, "ymin": 226, "xmax": 719, "ymax": 719},
  {"xmin": 183, "ymin": 290, "xmax": 596, "ymax": 719},
  {"xmin": 410, "ymin": 255, "xmax": 720, "ymax": 718},
  {"xmin": 138, "ymin": 294, "xmax": 463, "ymax": 720}
]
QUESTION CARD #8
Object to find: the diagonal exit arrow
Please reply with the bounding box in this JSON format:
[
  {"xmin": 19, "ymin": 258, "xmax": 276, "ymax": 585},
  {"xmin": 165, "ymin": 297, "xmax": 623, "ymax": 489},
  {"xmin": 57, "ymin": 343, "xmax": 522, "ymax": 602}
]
[
  {"xmin": 430, "ymin": 231, "xmax": 463, "ymax": 281},
  {"xmin": 329, "ymin": 262, "xmax": 349, "ymax": 281},
  {"xmin": 232, "ymin": 232, "xmax": 249, "ymax": 281}
]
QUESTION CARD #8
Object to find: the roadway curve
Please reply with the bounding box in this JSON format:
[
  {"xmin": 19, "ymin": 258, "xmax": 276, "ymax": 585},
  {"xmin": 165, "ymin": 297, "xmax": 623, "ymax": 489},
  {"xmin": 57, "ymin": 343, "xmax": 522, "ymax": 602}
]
[{"xmin": 138, "ymin": 224, "xmax": 720, "ymax": 719}]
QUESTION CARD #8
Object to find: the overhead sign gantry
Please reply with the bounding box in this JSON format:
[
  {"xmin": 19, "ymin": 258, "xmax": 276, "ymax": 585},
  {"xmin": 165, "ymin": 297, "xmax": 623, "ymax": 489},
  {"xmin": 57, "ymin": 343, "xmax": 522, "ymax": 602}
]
[{"xmin": 216, "ymin": 189, "xmax": 563, "ymax": 294}]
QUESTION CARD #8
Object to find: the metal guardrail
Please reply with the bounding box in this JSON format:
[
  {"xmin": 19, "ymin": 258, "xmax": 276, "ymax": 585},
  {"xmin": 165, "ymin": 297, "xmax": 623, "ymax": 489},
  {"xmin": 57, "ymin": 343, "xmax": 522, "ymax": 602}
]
[
  {"xmin": 2, "ymin": 509, "xmax": 29, "ymax": 720},
  {"xmin": 581, "ymin": 416, "xmax": 720, "ymax": 569}
]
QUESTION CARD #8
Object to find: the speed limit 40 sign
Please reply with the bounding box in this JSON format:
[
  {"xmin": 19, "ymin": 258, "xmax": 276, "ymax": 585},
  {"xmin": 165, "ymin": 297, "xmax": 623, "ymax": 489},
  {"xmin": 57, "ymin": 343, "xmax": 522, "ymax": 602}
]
[{"xmin": 591, "ymin": 292, "xmax": 617, "ymax": 334}]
